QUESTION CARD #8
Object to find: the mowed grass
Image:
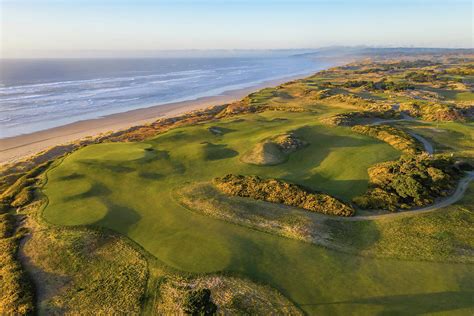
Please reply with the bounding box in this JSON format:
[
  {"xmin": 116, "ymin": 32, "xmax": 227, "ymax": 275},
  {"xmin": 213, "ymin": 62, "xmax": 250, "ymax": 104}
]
[
  {"xmin": 328, "ymin": 181, "xmax": 474, "ymax": 263},
  {"xmin": 455, "ymin": 92, "xmax": 474, "ymax": 101},
  {"xmin": 397, "ymin": 120, "xmax": 474, "ymax": 161},
  {"xmin": 42, "ymin": 111, "xmax": 474, "ymax": 314}
]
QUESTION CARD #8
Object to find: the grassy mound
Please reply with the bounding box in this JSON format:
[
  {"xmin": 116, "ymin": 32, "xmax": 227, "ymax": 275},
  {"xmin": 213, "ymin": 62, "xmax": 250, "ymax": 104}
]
[
  {"xmin": 321, "ymin": 110, "xmax": 399, "ymax": 126},
  {"xmin": 23, "ymin": 224, "xmax": 148, "ymax": 315},
  {"xmin": 240, "ymin": 141, "xmax": 287, "ymax": 165},
  {"xmin": 214, "ymin": 174, "xmax": 354, "ymax": 217},
  {"xmin": 154, "ymin": 275, "xmax": 301, "ymax": 315},
  {"xmin": 240, "ymin": 133, "xmax": 307, "ymax": 166},
  {"xmin": 176, "ymin": 182, "xmax": 328, "ymax": 243}
]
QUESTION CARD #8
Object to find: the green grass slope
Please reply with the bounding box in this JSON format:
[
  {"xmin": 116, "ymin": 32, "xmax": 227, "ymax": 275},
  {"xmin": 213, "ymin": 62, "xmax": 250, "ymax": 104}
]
[
  {"xmin": 240, "ymin": 141, "xmax": 287, "ymax": 165},
  {"xmin": 329, "ymin": 181, "xmax": 474, "ymax": 263},
  {"xmin": 40, "ymin": 111, "xmax": 474, "ymax": 315}
]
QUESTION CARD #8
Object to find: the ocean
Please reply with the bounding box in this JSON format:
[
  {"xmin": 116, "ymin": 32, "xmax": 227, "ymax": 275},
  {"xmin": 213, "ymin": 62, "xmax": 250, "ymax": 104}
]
[{"xmin": 0, "ymin": 56, "xmax": 330, "ymax": 138}]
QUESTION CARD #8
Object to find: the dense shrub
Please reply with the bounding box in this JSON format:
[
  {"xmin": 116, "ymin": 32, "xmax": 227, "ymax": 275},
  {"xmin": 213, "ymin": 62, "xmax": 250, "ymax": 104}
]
[
  {"xmin": 322, "ymin": 110, "xmax": 398, "ymax": 126},
  {"xmin": 214, "ymin": 175, "xmax": 354, "ymax": 217},
  {"xmin": 364, "ymin": 79, "xmax": 415, "ymax": 91},
  {"xmin": 381, "ymin": 60, "xmax": 439, "ymax": 69},
  {"xmin": 0, "ymin": 202, "xmax": 10, "ymax": 214},
  {"xmin": 183, "ymin": 289, "xmax": 217, "ymax": 315},
  {"xmin": 351, "ymin": 124, "xmax": 423, "ymax": 154},
  {"xmin": 353, "ymin": 154, "xmax": 462, "ymax": 211},
  {"xmin": 445, "ymin": 67, "xmax": 474, "ymax": 76},
  {"xmin": 272, "ymin": 133, "xmax": 308, "ymax": 153},
  {"xmin": 405, "ymin": 71, "xmax": 438, "ymax": 82},
  {"xmin": 323, "ymin": 94, "xmax": 383, "ymax": 110},
  {"xmin": 156, "ymin": 275, "xmax": 300, "ymax": 315},
  {"xmin": 341, "ymin": 80, "xmax": 369, "ymax": 88},
  {"xmin": 400, "ymin": 102, "xmax": 466, "ymax": 122}
]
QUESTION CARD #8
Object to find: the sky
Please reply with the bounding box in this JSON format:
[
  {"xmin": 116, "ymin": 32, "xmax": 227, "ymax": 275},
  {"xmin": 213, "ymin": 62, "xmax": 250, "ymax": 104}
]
[{"xmin": 1, "ymin": 0, "xmax": 473, "ymax": 58}]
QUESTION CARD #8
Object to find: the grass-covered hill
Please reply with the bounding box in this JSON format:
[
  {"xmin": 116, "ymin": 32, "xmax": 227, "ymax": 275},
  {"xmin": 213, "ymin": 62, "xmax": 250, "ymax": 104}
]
[
  {"xmin": 240, "ymin": 132, "xmax": 308, "ymax": 165},
  {"xmin": 1, "ymin": 53, "xmax": 473, "ymax": 315}
]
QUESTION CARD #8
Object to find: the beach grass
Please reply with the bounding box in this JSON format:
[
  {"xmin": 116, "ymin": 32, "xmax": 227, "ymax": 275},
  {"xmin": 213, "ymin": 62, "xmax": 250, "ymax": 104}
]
[
  {"xmin": 23, "ymin": 225, "xmax": 148, "ymax": 315},
  {"xmin": 328, "ymin": 181, "xmax": 474, "ymax": 263}
]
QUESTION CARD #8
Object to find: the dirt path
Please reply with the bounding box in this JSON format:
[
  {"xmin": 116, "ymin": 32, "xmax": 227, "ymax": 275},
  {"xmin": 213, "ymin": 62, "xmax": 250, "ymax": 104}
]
[
  {"xmin": 348, "ymin": 171, "xmax": 474, "ymax": 221},
  {"xmin": 408, "ymin": 132, "xmax": 434, "ymax": 154},
  {"xmin": 369, "ymin": 114, "xmax": 434, "ymax": 154},
  {"xmin": 327, "ymin": 114, "xmax": 471, "ymax": 221},
  {"xmin": 349, "ymin": 114, "xmax": 470, "ymax": 220},
  {"xmin": 370, "ymin": 111, "xmax": 415, "ymax": 125}
]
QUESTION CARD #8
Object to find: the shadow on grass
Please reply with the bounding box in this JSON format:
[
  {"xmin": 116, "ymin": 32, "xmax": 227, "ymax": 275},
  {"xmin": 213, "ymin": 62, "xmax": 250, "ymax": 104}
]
[
  {"xmin": 138, "ymin": 172, "xmax": 165, "ymax": 180},
  {"xmin": 230, "ymin": 118, "xmax": 246, "ymax": 123},
  {"xmin": 255, "ymin": 116, "xmax": 292, "ymax": 124},
  {"xmin": 64, "ymin": 182, "xmax": 111, "ymax": 202},
  {"xmin": 325, "ymin": 219, "xmax": 380, "ymax": 252},
  {"xmin": 57, "ymin": 172, "xmax": 85, "ymax": 181},
  {"xmin": 136, "ymin": 148, "xmax": 171, "ymax": 163},
  {"xmin": 303, "ymin": 291, "xmax": 474, "ymax": 315},
  {"xmin": 275, "ymin": 125, "xmax": 372, "ymax": 200},
  {"xmin": 289, "ymin": 175, "xmax": 368, "ymax": 202},
  {"xmin": 130, "ymin": 149, "xmax": 175, "ymax": 168},
  {"xmin": 136, "ymin": 152, "xmax": 186, "ymax": 177},
  {"xmin": 93, "ymin": 202, "xmax": 141, "ymax": 234},
  {"xmin": 208, "ymin": 126, "xmax": 235, "ymax": 136},
  {"xmin": 201, "ymin": 142, "xmax": 239, "ymax": 161},
  {"xmin": 79, "ymin": 160, "xmax": 135, "ymax": 173}
]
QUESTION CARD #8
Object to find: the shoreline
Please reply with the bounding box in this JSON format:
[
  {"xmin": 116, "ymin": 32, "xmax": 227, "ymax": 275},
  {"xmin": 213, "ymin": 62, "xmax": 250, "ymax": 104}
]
[{"xmin": 0, "ymin": 60, "xmax": 348, "ymax": 165}]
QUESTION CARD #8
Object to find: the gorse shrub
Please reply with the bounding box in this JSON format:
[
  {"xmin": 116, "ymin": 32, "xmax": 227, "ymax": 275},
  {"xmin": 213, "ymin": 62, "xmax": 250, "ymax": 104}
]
[
  {"xmin": 400, "ymin": 102, "xmax": 466, "ymax": 122},
  {"xmin": 365, "ymin": 79, "xmax": 415, "ymax": 91},
  {"xmin": 353, "ymin": 154, "xmax": 461, "ymax": 211},
  {"xmin": 214, "ymin": 175, "xmax": 354, "ymax": 217},
  {"xmin": 183, "ymin": 288, "xmax": 217, "ymax": 315},
  {"xmin": 322, "ymin": 110, "xmax": 398, "ymax": 126},
  {"xmin": 351, "ymin": 124, "xmax": 424, "ymax": 154},
  {"xmin": 405, "ymin": 71, "xmax": 438, "ymax": 82}
]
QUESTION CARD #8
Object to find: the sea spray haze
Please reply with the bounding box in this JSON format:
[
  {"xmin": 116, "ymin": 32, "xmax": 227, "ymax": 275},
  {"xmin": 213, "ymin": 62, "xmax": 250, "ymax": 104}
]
[{"xmin": 0, "ymin": 55, "xmax": 329, "ymax": 138}]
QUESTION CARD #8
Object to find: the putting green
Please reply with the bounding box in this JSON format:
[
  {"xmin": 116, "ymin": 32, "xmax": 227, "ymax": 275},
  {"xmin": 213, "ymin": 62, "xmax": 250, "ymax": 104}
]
[{"xmin": 42, "ymin": 111, "xmax": 474, "ymax": 314}]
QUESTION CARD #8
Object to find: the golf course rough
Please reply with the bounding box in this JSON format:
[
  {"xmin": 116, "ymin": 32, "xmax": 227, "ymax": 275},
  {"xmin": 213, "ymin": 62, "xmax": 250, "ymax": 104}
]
[{"xmin": 42, "ymin": 111, "xmax": 474, "ymax": 315}]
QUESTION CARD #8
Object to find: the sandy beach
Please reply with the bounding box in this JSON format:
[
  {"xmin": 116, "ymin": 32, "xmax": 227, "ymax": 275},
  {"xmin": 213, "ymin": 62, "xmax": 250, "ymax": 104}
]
[{"xmin": 0, "ymin": 72, "xmax": 329, "ymax": 165}]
